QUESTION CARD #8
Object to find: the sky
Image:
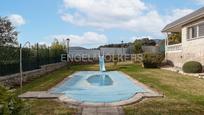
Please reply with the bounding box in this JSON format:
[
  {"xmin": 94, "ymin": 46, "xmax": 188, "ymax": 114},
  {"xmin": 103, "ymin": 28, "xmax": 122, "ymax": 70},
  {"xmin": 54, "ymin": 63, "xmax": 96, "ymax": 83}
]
[{"xmin": 0, "ymin": 0, "xmax": 203, "ymax": 48}]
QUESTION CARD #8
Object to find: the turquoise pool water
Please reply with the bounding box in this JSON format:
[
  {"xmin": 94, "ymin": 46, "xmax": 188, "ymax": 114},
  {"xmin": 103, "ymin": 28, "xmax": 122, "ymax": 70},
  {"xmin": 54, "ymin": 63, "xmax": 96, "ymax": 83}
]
[{"xmin": 51, "ymin": 71, "xmax": 146, "ymax": 103}]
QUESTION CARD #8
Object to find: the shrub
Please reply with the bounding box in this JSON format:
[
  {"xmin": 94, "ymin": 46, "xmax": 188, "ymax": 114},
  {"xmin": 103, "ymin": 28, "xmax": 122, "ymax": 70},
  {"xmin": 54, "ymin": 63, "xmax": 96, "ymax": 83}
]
[
  {"xmin": 112, "ymin": 55, "xmax": 118, "ymax": 66},
  {"xmin": 182, "ymin": 61, "xmax": 203, "ymax": 73},
  {"xmin": 160, "ymin": 60, "xmax": 174, "ymax": 67},
  {"xmin": 142, "ymin": 53, "xmax": 164, "ymax": 68},
  {"xmin": 113, "ymin": 59, "xmax": 118, "ymax": 66},
  {"xmin": 0, "ymin": 85, "xmax": 30, "ymax": 115}
]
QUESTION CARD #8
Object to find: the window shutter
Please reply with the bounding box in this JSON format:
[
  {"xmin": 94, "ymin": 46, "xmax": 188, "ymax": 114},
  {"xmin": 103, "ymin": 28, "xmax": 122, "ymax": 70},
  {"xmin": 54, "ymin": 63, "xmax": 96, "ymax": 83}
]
[
  {"xmin": 192, "ymin": 26, "xmax": 197, "ymax": 38},
  {"xmin": 199, "ymin": 23, "xmax": 204, "ymax": 37},
  {"xmin": 187, "ymin": 28, "xmax": 191, "ymax": 40}
]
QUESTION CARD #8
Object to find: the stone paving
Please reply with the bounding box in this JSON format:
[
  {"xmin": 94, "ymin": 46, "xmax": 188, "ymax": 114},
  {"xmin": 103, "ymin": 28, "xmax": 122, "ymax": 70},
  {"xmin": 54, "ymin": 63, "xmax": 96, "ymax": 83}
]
[
  {"xmin": 81, "ymin": 106, "xmax": 124, "ymax": 115},
  {"xmin": 18, "ymin": 91, "xmax": 62, "ymax": 99},
  {"xmin": 19, "ymin": 92, "xmax": 125, "ymax": 115}
]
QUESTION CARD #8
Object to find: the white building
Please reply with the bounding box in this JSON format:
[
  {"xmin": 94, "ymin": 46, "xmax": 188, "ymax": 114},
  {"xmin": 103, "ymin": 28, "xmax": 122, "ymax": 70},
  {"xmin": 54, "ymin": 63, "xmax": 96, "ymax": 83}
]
[{"xmin": 162, "ymin": 7, "xmax": 204, "ymax": 68}]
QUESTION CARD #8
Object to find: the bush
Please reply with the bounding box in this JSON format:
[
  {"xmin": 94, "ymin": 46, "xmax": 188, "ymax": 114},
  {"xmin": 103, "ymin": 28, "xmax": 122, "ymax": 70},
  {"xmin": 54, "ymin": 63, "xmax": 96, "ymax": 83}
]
[
  {"xmin": 0, "ymin": 85, "xmax": 30, "ymax": 115},
  {"xmin": 182, "ymin": 61, "xmax": 203, "ymax": 73},
  {"xmin": 142, "ymin": 53, "xmax": 164, "ymax": 68}
]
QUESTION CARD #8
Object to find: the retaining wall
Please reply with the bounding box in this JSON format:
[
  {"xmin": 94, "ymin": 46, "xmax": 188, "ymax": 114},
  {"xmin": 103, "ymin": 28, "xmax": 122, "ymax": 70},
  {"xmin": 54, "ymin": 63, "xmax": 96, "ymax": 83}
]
[{"xmin": 0, "ymin": 62, "xmax": 67, "ymax": 87}]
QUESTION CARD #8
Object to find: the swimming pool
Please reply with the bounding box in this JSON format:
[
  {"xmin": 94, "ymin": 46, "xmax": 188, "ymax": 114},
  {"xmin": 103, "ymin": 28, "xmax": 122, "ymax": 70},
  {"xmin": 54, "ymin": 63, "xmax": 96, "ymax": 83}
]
[{"xmin": 50, "ymin": 71, "xmax": 147, "ymax": 103}]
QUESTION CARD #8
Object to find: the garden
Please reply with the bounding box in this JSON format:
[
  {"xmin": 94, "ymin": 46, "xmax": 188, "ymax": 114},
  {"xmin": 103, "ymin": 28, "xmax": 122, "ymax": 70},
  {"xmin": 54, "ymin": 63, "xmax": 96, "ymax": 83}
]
[
  {"xmin": 1, "ymin": 16, "xmax": 204, "ymax": 115},
  {"xmin": 1, "ymin": 63, "xmax": 204, "ymax": 115}
]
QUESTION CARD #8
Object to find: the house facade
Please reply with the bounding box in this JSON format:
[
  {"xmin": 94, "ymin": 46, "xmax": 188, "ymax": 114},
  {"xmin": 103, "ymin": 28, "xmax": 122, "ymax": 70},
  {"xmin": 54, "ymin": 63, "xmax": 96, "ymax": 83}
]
[{"xmin": 162, "ymin": 7, "xmax": 204, "ymax": 68}]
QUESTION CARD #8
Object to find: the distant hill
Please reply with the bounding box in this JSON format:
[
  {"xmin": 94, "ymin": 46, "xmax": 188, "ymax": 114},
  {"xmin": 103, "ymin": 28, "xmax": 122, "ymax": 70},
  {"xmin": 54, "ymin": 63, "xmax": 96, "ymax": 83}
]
[
  {"xmin": 70, "ymin": 39, "xmax": 164, "ymax": 50},
  {"xmin": 153, "ymin": 39, "xmax": 163, "ymax": 44},
  {"xmin": 69, "ymin": 47, "xmax": 87, "ymax": 50},
  {"xmin": 98, "ymin": 43, "xmax": 132, "ymax": 49}
]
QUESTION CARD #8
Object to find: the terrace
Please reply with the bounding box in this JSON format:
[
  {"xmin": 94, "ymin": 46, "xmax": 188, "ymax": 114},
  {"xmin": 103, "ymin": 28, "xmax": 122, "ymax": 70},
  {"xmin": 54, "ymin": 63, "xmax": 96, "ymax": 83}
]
[
  {"xmin": 166, "ymin": 43, "xmax": 182, "ymax": 52},
  {"xmin": 165, "ymin": 32, "xmax": 182, "ymax": 52}
]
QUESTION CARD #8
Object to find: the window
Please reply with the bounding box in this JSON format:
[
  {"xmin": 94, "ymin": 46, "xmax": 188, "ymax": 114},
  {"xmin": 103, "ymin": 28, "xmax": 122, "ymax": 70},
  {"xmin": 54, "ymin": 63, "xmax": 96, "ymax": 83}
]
[
  {"xmin": 187, "ymin": 22, "xmax": 204, "ymax": 40},
  {"xmin": 192, "ymin": 26, "xmax": 198, "ymax": 38},
  {"xmin": 188, "ymin": 26, "xmax": 197, "ymax": 39},
  {"xmin": 199, "ymin": 23, "xmax": 204, "ymax": 36}
]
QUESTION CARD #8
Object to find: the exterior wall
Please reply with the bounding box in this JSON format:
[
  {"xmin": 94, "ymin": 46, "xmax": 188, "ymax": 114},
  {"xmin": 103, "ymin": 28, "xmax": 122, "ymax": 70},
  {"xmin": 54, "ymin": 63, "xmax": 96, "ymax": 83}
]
[
  {"xmin": 166, "ymin": 19, "xmax": 204, "ymax": 68},
  {"xmin": 166, "ymin": 51, "xmax": 183, "ymax": 67},
  {"xmin": 181, "ymin": 26, "xmax": 204, "ymax": 66}
]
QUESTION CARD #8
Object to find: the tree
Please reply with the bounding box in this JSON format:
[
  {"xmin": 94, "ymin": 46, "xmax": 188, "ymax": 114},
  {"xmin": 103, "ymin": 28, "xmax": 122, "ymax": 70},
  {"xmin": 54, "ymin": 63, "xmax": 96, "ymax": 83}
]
[
  {"xmin": 140, "ymin": 38, "xmax": 156, "ymax": 46},
  {"xmin": 50, "ymin": 39, "xmax": 66, "ymax": 62},
  {"xmin": 50, "ymin": 39, "xmax": 65, "ymax": 51},
  {"xmin": 0, "ymin": 17, "xmax": 18, "ymax": 46},
  {"xmin": 133, "ymin": 38, "xmax": 156, "ymax": 53},
  {"xmin": 98, "ymin": 43, "xmax": 130, "ymax": 48},
  {"xmin": 134, "ymin": 41, "xmax": 143, "ymax": 54}
]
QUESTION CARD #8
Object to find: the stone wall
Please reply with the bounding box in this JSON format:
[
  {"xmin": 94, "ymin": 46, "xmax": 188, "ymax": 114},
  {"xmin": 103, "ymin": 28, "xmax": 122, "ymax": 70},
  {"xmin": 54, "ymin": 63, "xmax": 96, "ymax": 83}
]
[
  {"xmin": 0, "ymin": 62, "xmax": 67, "ymax": 87},
  {"xmin": 182, "ymin": 26, "xmax": 204, "ymax": 66},
  {"xmin": 166, "ymin": 51, "xmax": 183, "ymax": 68}
]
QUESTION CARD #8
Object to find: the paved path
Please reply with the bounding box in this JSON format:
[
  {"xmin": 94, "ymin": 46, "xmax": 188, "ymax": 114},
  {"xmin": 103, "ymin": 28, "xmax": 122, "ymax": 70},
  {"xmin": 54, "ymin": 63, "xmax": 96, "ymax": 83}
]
[
  {"xmin": 19, "ymin": 91, "xmax": 125, "ymax": 115},
  {"xmin": 81, "ymin": 106, "xmax": 124, "ymax": 115},
  {"xmin": 18, "ymin": 91, "xmax": 62, "ymax": 99}
]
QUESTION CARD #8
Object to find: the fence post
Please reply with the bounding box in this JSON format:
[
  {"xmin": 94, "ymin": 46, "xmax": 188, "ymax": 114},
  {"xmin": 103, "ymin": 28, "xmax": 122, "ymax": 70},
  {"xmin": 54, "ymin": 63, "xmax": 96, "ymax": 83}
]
[
  {"xmin": 36, "ymin": 43, "xmax": 39, "ymax": 68},
  {"xmin": 48, "ymin": 47, "xmax": 50, "ymax": 64},
  {"xmin": 19, "ymin": 44, "xmax": 23, "ymax": 93}
]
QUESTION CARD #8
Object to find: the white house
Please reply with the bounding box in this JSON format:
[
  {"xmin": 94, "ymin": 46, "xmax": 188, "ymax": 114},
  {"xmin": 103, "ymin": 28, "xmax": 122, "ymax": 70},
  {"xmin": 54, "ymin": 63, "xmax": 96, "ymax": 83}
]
[{"xmin": 162, "ymin": 7, "xmax": 204, "ymax": 68}]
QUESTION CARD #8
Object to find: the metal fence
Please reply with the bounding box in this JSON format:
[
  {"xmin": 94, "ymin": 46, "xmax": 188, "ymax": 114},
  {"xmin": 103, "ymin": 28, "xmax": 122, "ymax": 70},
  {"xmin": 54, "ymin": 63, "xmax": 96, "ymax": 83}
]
[{"xmin": 0, "ymin": 44, "xmax": 65, "ymax": 76}]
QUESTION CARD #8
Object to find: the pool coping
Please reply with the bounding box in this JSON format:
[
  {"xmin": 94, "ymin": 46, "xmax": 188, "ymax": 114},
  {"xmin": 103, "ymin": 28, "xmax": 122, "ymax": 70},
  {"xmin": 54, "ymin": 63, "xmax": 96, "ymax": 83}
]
[
  {"xmin": 48, "ymin": 71, "xmax": 163, "ymax": 107},
  {"xmin": 19, "ymin": 71, "xmax": 163, "ymax": 107}
]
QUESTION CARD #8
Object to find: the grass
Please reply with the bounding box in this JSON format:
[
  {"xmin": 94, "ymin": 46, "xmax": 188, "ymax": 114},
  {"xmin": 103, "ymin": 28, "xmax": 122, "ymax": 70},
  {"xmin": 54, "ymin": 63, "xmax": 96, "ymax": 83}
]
[
  {"xmin": 119, "ymin": 64, "xmax": 204, "ymax": 115},
  {"xmin": 19, "ymin": 66, "xmax": 74, "ymax": 92},
  {"xmin": 15, "ymin": 63, "xmax": 204, "ymax": 115},
  {"xmin": 28, "ymin": 100, "xmax": 77, "ymax": 115}
]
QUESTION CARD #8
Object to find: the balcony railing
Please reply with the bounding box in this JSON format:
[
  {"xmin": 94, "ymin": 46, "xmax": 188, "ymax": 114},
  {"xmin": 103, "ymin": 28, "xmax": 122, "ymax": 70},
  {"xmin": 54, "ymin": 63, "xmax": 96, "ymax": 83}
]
[{"xmin": 166, "ymin": 43, "xmax": 182, "ymax": 52}]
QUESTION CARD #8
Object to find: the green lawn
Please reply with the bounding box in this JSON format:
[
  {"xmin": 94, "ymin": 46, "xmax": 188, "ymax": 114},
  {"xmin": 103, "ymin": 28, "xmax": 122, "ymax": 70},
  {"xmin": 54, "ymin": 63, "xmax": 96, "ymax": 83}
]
[
  {"xmin": 17, "ymin": 63, "xmax": 204, "ymax": 115},
  {"xmin": 119, "ymin": 64, "xmax": 204, "ymax": 115}
]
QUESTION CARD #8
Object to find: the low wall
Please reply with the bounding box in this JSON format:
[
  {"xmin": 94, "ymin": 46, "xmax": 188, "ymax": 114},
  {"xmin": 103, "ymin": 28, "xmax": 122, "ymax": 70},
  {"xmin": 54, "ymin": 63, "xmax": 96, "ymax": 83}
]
[{"xmin": 0, "ymin": 62, "xmax": 67, "ymax": 87}]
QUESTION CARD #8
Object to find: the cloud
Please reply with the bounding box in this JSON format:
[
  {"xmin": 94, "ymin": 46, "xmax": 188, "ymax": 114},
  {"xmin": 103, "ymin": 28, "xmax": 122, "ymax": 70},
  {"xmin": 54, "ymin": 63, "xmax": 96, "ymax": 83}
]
[
  {"xmin": 61, "ymin": 0, "xmax": 148, "ymax": 29},
  {"xmin": 63, "ymin": 0, "xmax": 147, "ymax": 18},
  {"xmin": 164, "ymin": 9, "xmax": 194, "ymax": 24},
  {"xmin": 60, "ymin": 0, "xmax": 194, "ymax": 38},
  {"xmin": 192, "ymin": 0, "xmax": 204, "ymax": 5},
  {"xmin": 8, "ymin": 14, "xmax": 26, "ymax": 26},
  {"xmin": 131, "ymin": 36, "xmax": 156, "ymax": 41},
  {"xmin": 48, "ymin": 32, "xmax": 108, "ymax": 48}
]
